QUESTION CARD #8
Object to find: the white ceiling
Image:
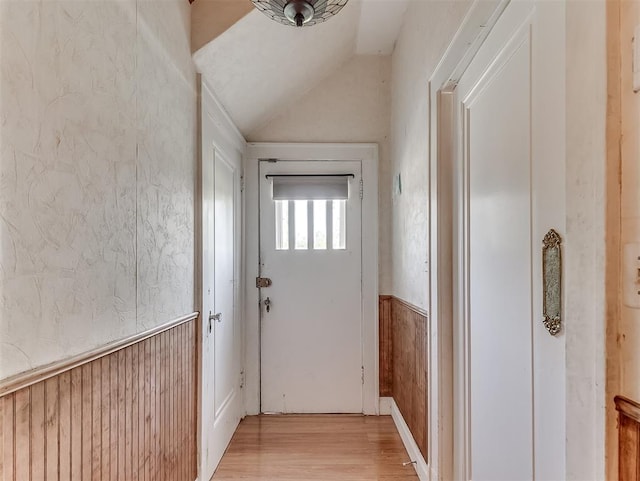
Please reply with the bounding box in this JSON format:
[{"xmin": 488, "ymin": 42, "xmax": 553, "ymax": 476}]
[
  {"xmin": 193, "ymin": 0, "xmax": 409, "ymax": 135},
  {"xmin": 356, "ymin": 0, "xmax": 409, "ymax": 55}
]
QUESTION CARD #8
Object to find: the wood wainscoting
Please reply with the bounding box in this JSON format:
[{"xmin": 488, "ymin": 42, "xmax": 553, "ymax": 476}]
[
  {"xmin": 379, "ymin": 295, "xmax": 428, "ymax": 461},
  {"xmin": 0, "ymin": 313, "xmax": 198, "ymax": 481},
  {"xmin": 379, "ymin": 296, "xmax": 394, "ymax": 397},
  {"xmin": 616, "ymin": 396, "xmax": 640, "ymax": 481}
]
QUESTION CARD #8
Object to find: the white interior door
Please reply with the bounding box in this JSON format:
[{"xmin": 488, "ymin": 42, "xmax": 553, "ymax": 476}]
[
  {"xmin": 201, "ymin": 147, "xmax": 242, "ymax": 479},
  {"xmin": 452, "ymin": 2, "xmax": 565, "ymax": 480},
  {"xmin": 259, "ymin": 160, "xmax": 363, "ymax": 413}
]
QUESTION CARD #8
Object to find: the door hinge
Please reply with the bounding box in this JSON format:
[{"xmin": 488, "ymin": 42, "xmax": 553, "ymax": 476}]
[
  {"xmin": 240, "ymin": 370, "xmax": 245, "ymax": 389},
  {"xmin": 240, "ymin": 175, "xmax": 245, "ymax": 193},
  {"xmin": 359, "ymin": 179, "xmax": 364, "ymax": 200},
  {"xmin": 256, "ymin": 277, "xmax": 272, "ymax": 288},
  {"xmin": 361, "ymin": 366, "xmax": 365, "ymax": 385}
]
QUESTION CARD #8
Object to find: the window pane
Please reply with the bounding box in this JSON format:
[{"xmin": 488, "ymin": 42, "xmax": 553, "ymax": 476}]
[
  {"xmin": 275, "ymin": 200, "xmax": 289, "ymax": 250},
  {"xmin": 313, "ymin": 200, "xmax": 327, "ymax": 250},
  {"xmin": 294, "ymin": 200, "xmax": 308, "ymax": 250},
  {"xmin": 332, "ymin": 199, "xmax": 346, "ymax": 250}
]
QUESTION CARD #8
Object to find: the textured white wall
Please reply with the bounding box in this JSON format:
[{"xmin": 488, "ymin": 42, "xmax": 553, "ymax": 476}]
[
  {"xmin": 248, "ymin": 55, "xmax": 392, "ymax": 293},
  {"xmin": 390, "ymin": 0, "xmax": 471, "ymax": 309},
  {"xmin": 193, "ymin": 5, "xmax": 360, "ymax": 135},
  {"xmin": 565, "ymin": 1, "xmax": 608, "ymax": 479},
  {"xmin": 0, "ymin": 0, "xmax": 196, "ymax": 380}
]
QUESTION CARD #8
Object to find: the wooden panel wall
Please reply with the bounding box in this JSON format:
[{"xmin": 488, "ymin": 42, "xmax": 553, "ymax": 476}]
[
  {"xmin": 0, "ymin": 319, "xmax": 197, "ymax": 481},
  {"xmin": 616, "ymin": 396, "xmax": 640, "ymax": 481},
  {"xmin": 379, "ymin": 295, "xmax": 393, "ymax": 397},
  {"xmin": 379, "ymin": 295, "xmax": 428, "ymax": 461}
]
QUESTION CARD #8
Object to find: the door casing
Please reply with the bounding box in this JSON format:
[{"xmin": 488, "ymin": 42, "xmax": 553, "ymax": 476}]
[
  {"xmin": 243, "ymin": 143, "xmax": 379, "ymax": 416},
  {"xmin": 428, "ymin": 3, "xmax": 510, "ymax": 477},
  {"xmin": 198, "ymin": 81, "xmax": 246, "ymax": 480},
  {"xmin": 429, "ymin": 0, "xmax": 569, "ymax": 479}
]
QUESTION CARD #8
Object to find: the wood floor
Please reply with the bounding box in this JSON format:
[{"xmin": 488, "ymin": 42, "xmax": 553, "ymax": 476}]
[{"xmin": 211, "ymin": 415, "xmax": 420, "ymax": 481}]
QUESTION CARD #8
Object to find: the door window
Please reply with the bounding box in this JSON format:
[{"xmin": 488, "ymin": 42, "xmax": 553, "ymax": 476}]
[
  {"xmin": 294, "ymin": 200, "xmax": 308, "ymax": 250},
  {"xmin": 271, "ymin": 175, "xmax": 349, "ymax": 251},
  {"xmin": 274, "ymin": 200, "xmax": 289, "ymax": 250},
  {"xmin": 313, "ymin": 200, "xmax": 327, "ymax": 250},
  {"xmin": 332, "ymin": 199, "xmax": 346, "ymax": 250}
]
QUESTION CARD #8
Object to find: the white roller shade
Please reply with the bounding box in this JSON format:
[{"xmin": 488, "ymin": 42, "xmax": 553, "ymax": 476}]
[{"xmin": 271, "ymin": 175, "xmax": 350, "ymax": 200}]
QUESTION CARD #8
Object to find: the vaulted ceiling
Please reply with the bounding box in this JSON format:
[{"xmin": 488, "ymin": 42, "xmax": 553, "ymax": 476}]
[{"xmin": 192, "ymin": 0, "xmax": 408, "ymax": 135}]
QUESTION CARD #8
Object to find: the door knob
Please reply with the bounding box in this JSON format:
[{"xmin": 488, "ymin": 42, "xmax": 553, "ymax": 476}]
[{"xmin": 264, "ymin": 297, "xmax": 271, "ymax": 313}]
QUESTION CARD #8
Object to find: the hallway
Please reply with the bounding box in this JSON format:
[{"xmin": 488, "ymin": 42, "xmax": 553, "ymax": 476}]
[
  {"xmin": 0, "ymin": 0, "xmax": 618, "ymax": 479},
  {"xmin": 211, "ymin": 415, "xmax": 419, "ymax": 480}
]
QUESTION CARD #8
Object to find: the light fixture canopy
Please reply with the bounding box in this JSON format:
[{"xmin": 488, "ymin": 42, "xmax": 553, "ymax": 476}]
[{"xmin": 251, "ymin": 0, "xmax": 349, "ymax": 28}]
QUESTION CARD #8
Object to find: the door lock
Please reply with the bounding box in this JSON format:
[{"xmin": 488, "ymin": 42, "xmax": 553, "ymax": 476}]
[
  {"xmin": 264, "ymin": 297, "xmax": 271, "ymax": 313},
  {"xmin": 208, "ymin": 311, "xmax": 222, "ymax": 333}
]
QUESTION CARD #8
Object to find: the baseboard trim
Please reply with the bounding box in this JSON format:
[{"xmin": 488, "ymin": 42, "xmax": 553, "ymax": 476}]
[
  {"xmin": 391, "ymin": 398, "xmax": 429, "ymax": 481},
  {"xmin": 379, "ymin": 396, "xmax": 393, "ymax": 415}
]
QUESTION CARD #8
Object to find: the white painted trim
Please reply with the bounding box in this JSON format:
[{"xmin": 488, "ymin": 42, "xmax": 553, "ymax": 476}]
[
  {"xmin": 427, "ymin": 3, "xmax": 510, "ymax": 479},
  {"xmin": 201, "ymin": 80, "xmax": 246, "ymax": 151},
  {"xmin": 244, "ymin": 142, "xmax": 379, "ymax": 415},
  {"xmin": 391, "ymin": 399, "xmax": 429, "ymax": 481},
  {"xmin": 564, "ymin": 3, "xmax": 607, "ymax": 479},
  {"xmin": 430, "ymin": 0, "xmax": 509, "ymax": 93},
  {"xmin": 198, "ymin": 79, "xmax": 247, "ymax": 481},
  {"xmin": 379, "ymin": 397, "xmax": 393, "ymax": 415}
]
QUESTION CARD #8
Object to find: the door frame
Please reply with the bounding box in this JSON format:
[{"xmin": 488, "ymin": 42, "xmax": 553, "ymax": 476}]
[
  {"xmin": 197, "ymin": 79, "xmax": 246, "ymax": 480},
  {"xmin": 429, "ymin": 1, "xmax": 605, "ymax": 480},
  {"xmin": 427, "ymin": 3, "xmax": 510, "ymax": 478},
  {"xmin": 451, "ymin": 5, "xmax": 546, "ymax": 477},
  {"xmin": 243, "ymin": 142, "xmax": 379, "ymax": 415}
]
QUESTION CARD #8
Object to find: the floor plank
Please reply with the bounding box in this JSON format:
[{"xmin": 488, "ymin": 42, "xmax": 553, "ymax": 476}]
[{"xmin": 212, "ymin": 415, "xmax": 419, "ymax": 481}]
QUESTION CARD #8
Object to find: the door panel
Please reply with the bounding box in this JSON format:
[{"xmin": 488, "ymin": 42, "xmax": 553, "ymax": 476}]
[
  {"xmin": 259, "ymin": 160, "xmax": 363, "ymax": 414},
  {"xmin": 453, "ymin": 2, "xmax": 565, "ymax": 480},
  {"xmin": 467, "ymin": 34, "xmax": 533, "ymax": 480},
  {"xmin": 214, "ymin": 156, "xmax": 236, "ymax": 417},
  {"xmin": 201, "ymin": 147, "xmax": 241, "ymax": 480}
]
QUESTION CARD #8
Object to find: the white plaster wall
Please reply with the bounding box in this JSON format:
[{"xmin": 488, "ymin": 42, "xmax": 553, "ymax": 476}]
[
  {"xmin": 193, "ymin": 3, "xmax": 360, "ymax": 135},
  {"xmin": 136, "ymin": 0, "xmax": 196, "ymax": 327},
  {"xmin": 248, "ymin": 55, "xmax": 392, "ymax": 293},
  {"xmin": 390, "ymin": 0, "xmax": 472, "ymax": 309},
  {"xmin": 0, "ymin": 0, "xmax": 196, "ymax": 380},
  {"xmin": 565, "ymin": 1, "xmax": 608, "ymax": 479}
]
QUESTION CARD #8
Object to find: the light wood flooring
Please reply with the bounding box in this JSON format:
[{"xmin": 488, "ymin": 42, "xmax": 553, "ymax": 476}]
[{"xmin": 211, "ymin": 415, "xmax": 420, "ymax": 480}]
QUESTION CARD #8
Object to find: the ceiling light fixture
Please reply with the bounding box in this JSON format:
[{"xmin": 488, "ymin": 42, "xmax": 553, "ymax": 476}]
[{"xmin": 251, "ymin": 0, "xmax": 349, "ymax": 28}]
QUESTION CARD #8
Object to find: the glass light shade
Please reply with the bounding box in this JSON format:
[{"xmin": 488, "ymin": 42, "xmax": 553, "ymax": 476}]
[{"xmin": 251, "ymin": 0, "xmax": 349, "ymax": 27}]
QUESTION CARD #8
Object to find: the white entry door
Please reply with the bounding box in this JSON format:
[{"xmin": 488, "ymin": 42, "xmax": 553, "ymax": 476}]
[
  {"xmin": 259, "ymin": 160, "xmax": 363, "ymax": 413},
  {"xmin": 452, "ymin": 2, "xmax": 565, "ymax": 480},
  {"xmin": 201, "ymin": 147, "xmax": 242, "ymax": 479}
]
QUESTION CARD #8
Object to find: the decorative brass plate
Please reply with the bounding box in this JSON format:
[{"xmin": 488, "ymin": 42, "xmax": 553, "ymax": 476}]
[{"xmin": 542, "ymin": 229, "xmax": 562, "ymax": 336}]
